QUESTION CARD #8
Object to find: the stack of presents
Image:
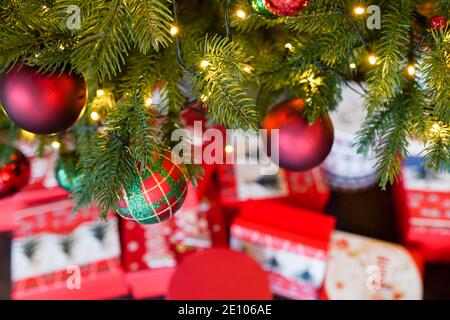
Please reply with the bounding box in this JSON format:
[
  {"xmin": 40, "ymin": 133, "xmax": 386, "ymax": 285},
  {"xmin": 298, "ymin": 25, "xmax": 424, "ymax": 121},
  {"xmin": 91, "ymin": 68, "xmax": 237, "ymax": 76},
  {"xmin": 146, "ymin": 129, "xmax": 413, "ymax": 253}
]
[
  {"xmin": 0, "ymin": 89, "xmax": 448, "ymax": 299},
  {"xmin": 1, "ymin": 133, "xmax": 448, "ymax": 300}
]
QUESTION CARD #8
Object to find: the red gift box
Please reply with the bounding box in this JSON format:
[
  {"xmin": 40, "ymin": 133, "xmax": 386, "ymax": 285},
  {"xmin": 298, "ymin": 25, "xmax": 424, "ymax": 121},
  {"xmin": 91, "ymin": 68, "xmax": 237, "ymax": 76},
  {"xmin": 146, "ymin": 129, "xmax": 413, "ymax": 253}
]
[
  {"xmin": 120, "ymin": 183, "xmax": 227, "ymax": 299},
  {"xmin": 2, "ymin": 188, "xmax": 128, "ymax": 300},
  {"xmin": 218, "ymin": 163, "xmax": 329, "ymax": 212},
  {"xmin": 219, "ymin": 162, "xmax": 330, "ymax": 231},
  {"xmin": 393, "ymin": 142, "xmax": 450, "ymax": 263},
  {"xmin": 230, "ymin": 200, "xmax": 336, "ymax": 300},
  {"xmin": 323, "ymin": 231, "xmax": 423, "ymax": 300}
]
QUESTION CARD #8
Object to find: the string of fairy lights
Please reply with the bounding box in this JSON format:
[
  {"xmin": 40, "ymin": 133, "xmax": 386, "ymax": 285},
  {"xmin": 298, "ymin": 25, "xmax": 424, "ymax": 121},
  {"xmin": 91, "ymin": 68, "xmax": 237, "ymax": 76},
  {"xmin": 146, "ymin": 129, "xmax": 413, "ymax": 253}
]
[{"xmin": 17, "ymin": 2, "xmax": 448, "ymax": 146}]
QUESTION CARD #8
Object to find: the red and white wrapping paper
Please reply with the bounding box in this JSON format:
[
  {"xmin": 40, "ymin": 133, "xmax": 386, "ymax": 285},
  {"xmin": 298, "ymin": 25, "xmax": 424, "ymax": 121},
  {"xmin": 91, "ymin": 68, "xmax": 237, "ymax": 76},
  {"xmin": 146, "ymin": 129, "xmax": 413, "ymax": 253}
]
[
  {"xmin": 219, "ymin": 163, "xmax": 329, "ymax": 212},
  {"xmin": 230, "ymin": 200, "xmax": 336, "ymax": 300},
  {"xmin": 7, "ymin": 188, "xmax": 127, "ymax": 300},
  {"xmin": 324, "ymin": 231, "xmax": 423, "ymax": 300},
  {"xmin": 394, "ymin": 141, "xmax": 450, "ymax": 262}
]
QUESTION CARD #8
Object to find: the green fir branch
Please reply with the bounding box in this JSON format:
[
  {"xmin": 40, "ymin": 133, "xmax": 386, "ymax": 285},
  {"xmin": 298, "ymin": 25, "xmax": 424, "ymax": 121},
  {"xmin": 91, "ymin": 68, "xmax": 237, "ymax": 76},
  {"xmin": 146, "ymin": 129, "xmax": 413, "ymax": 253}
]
[
  {"xmin": 70, "ymin": 0, "xmax": 132, "ymax": 80},
  {"xmin": 130, "ymin": 0, "xmax": 173, "ymax": 53},
  {"xmin": 364, "ymin": 0, "xmax": 413, "ymax": 111}
]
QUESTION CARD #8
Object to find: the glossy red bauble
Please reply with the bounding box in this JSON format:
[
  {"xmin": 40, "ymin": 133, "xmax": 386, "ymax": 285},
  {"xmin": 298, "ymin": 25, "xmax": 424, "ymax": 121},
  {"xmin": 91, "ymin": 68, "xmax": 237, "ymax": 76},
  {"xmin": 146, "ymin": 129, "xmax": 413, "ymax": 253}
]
[
  {"xmin": 265, "ymin": 0, "xmax": 309, "ymax": 16},
  {"xmin": 0, "ymin": 65, "xmax": 87, "ymax": 134},
  {"xmin": 0, "ymin": 146, "xmax": 30, "ymax": 198},
  {"xmin": 262, "ymin": 98, "xmax": 334, "ymax": 172},
  {"xmin": 430, "ymin": 15, "xmax": 447, "ymax": 30}
]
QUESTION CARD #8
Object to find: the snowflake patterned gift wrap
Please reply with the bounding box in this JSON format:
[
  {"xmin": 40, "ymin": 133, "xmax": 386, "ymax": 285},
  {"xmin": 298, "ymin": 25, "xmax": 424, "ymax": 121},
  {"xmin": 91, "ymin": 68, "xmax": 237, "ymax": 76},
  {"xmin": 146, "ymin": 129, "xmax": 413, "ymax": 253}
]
[
  {"xmin": 393, "ymin": 141, "xmax": 450, "ymax": 262},
  {"xmin": 323, "ymin": 231, "xmax": 423, "ymax": 300},
  {"xmin": 230, "ymin": 200, "xmax": 335, "ymax": 300}
]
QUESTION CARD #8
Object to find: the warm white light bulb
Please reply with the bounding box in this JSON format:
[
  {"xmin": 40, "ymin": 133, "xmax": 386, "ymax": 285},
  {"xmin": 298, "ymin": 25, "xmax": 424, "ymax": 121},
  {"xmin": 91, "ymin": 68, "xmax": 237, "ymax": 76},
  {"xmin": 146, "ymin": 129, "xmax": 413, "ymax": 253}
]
[
  {"xmin": 432, "ymin": 123, "xmax": 441, "ymax": 132},
  {"xmin": 368, "ymin": 54, "xmax": 377, "ymax": 65},
  {"xmin": 51, "ymin": 141, "xmax": 61, "ymax": 149},
  {"xmin": 243, "ymin": 65, "xmax": 252, "ymax": 74},
  {"xmin": 284, "ymin": 43, "xmax": 293, "ymax": 50},
  {"xmin": 145, "ymin": 97, "xmax": 153, "ymax": 107},
  {"xmin": 407, "ymin": 64, "xmax": 416, "ymax": 76},
  {"xmin": 96, "ymin": 89, "xmax": 105, "ymax": 97},
  {"xmin": 170, "ymin": 25, "xmax": 179, "ymax": 36},
  {"xmin": 90, "ymin": 111, "xmax": 100, "ymax": 121},
  {"xmin": 236, "ymin": 9, "xmax": 247, "ymax": 19},
  {"xmin": 200, "ymin": 60, "xmax": 209, "ymax": 69},
  {"xmin": 349, "ymin": 63, "xmax": 357, "ymax": 69},
  {"xmin": 354, "ymin": 6, "xmax": 365, "ymax": 15}
]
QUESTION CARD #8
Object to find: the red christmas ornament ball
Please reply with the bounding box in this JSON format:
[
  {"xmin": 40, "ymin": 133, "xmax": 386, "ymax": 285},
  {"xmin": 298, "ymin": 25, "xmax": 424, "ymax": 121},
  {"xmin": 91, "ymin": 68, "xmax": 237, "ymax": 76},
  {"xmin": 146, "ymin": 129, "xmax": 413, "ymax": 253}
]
[
  {"xmin": 430, "ymin": 15, "xmax": 447, "ymax": 30},
  {"xmin": 265, "ymin": 0, "xmax": 309, "ymax": 16},
  {"xmin": 262, "ymin": 98, "xmax": 334, "ymax": 172},
  {"xmin": 0, "ymin": 65, "xmax": 87, "ymax": 135},
  {"xmin": 0, "ymin": 146, "xmax": 30, "ymax": 198}
]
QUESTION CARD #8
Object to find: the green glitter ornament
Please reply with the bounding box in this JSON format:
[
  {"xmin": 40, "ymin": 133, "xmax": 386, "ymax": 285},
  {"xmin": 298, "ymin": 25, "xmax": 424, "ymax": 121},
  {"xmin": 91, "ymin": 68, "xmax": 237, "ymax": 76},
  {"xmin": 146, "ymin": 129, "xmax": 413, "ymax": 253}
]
[
  {"xmin": 55, "ymin": 153, "xmax": 81, "ymax": 192},
  {"xmin": 117, "ymin": 153, "xmax": 188, "ymax": 225},
  {"xmin": 248, "ymin": 0, "xmax": 277, "ymax": 18}
]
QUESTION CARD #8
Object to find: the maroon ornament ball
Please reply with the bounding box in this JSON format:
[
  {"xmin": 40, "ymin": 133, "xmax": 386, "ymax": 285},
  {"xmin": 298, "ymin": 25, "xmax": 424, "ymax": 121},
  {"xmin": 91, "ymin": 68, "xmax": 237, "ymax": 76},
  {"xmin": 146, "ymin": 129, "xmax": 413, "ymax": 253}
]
[
  {"xmin": 430, "ymin": 15, "xmax": 447, "ymax": 30},
  {"xmin": 0, "ymin": 145, "xmax": 30, "ymax": 198},
  {"xmin": 0, "ymin": 65, "xmax": 87, "ymax": 135},
  {"xmin": 265, "ymin": 0, "xmax": 309, "ymax": 16},
  {"xmin": 262, "ymin": 98, "xmax": 334, "ymax": 172}
]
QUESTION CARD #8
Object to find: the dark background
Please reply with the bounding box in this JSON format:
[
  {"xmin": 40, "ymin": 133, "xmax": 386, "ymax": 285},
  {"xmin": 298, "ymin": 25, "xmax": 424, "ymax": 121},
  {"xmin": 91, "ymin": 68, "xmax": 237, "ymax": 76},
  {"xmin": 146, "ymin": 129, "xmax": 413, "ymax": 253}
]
[{"xmin": 1, "ymin": 186, "xmax": 449, "ymax": 300}]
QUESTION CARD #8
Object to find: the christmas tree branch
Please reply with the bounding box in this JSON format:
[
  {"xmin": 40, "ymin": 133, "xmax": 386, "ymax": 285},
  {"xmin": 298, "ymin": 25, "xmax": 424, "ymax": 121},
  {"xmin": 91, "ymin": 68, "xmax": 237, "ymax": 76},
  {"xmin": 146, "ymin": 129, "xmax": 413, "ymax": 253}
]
[
  {"xmin": 364, "ymin": 0, "xmax": 414, "ymax": 111},
  {"xmin": 420, "ymin": 28, "xmax": 450, "ymax": 123},
  {"xmin": 74, "ymin": 93, "xmax": 160, "ymax": 216}
]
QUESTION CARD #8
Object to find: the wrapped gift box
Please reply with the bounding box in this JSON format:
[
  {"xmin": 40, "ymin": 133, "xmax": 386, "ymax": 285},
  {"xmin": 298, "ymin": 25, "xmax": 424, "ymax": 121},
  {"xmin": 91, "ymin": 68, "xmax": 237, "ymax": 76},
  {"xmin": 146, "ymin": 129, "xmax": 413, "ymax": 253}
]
[
  {"xmin": 218, "ymin": 127, "xmax": 329, "ymax": 211},
  {"xmin": 230, "ymin": 200, "xmax": 336, "ymax": 300},
  {"xmin": 322, "ymin": 82, "xmax": 377, "ymax": 190},
  {"xmin": 120, "ymin": 183, "xmax": 227, "ymax": 298},
  {"xmin": 323, "ymin": 231, "xmax": 423, "ymax": 300},
  {"xmin": 219, "ymin": 163, "xmax": 329, "ymax": 211},
  {"xmin": 4, "ymin": 188, "xmax": 128, "ymax": 300},
  {"xmin": 394, "ymin": 141, "xmax": 450, "ymax": 262}
]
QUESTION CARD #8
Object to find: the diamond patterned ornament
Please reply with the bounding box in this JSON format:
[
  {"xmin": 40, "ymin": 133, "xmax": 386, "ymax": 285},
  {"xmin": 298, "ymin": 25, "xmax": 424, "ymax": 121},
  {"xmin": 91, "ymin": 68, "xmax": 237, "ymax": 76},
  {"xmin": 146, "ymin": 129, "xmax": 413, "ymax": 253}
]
[{"xmin": 117, "ymin": 153, "xmax": 188, "ymax": 225}]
